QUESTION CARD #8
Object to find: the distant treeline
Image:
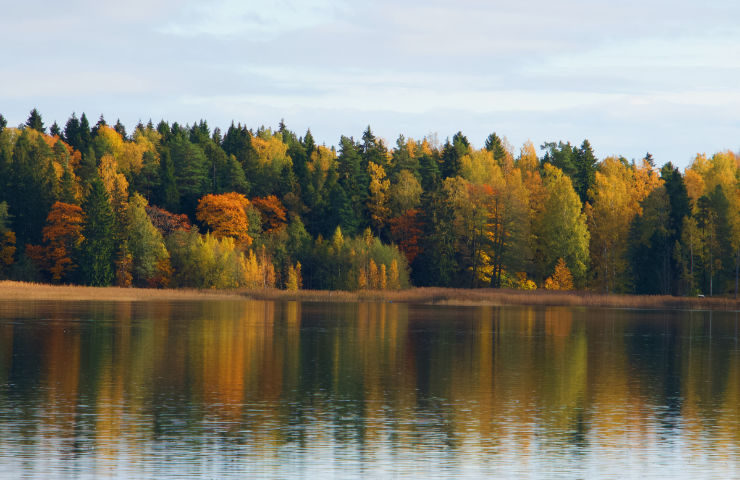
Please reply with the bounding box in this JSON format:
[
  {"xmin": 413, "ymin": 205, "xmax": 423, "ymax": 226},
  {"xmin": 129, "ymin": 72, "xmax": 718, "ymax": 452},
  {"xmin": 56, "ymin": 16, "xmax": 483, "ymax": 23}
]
[{"xmin": 0, "ymin": 109, "xmax": 737, "ymax": 295}]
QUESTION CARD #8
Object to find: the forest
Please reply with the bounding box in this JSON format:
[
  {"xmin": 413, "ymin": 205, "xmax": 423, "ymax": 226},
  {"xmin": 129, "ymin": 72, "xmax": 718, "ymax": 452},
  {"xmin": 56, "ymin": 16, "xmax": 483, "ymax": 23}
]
[{"xmin": 0, "ymin": 108, "xmax": 737, "ymax": 296}]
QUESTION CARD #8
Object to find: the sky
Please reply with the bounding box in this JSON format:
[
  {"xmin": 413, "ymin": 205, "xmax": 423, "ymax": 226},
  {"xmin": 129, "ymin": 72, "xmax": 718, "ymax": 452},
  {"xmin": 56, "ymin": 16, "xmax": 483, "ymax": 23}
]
[{"xmin": 1, "ymin": 0, "xmax": 739, "ymax": 168}]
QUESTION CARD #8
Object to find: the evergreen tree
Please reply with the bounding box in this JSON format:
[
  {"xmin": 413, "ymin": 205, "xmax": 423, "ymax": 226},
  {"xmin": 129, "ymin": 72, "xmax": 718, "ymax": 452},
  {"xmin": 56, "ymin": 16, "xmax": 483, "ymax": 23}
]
[
  {"xmin": 91, "ymin": 114, "xmax": 106, "ymax": 136},
  {"xmin": 419, "ymin": 150, "xmax": 441, "ymax": 192},
  {"xmin": 169, "ymin": 133, "xmax": 208, "ymax": 216},
  {"xmin": 63, "ymin": 113, "xmax": 81, "ymax": 150},
  {"xmin": 660, "ymin": 162, "xmax": 691, "ymax": 294},
  {"xmin": 26, "ymin": 108, "xmax": 45, "ymax": 133},
  {"xmin": 628, "ymin": 186, "xmax": 672, "ymax": 294},
  {"xmin": 114, "ymin": 119, "xmax": 127, "ymax": 139},
  {"xmin": 302, "ymin": 129, "xmax": 315, "ymax": 156},
  {"xmin": 441, "ymin": 132, "xmax": 469, "ymax": 179},
  {"xmin": 484, "ymin": 132, "xmax": 507, "ymax": 165},
  {"xmin": 360, "ymin": 126, "xmax": 388, "ymax": 169},
  {"xmin": 329, "ymin": 182, "xmax": 359, "ymax": 236},
  {"xmin": 337, "ymin": 136, "xmax": 368, "ymax": 226},
  {"xmin": 158, "ymin": 148, "xmax": 180, "ymax": 212},
  {"xmin": 8, "ymin": 129, "xmax": 56, "ymax": 246},
  {"xmin": 79, "ymin": 113, "xmax": 92, "ymax": 152},
  {"xmin": 541, "ymin": 141, "xmax": 577, "ymax": 180},
  {"xmin": 573, "ymin": 139, "xmax": 597, "ymax": 203},
  {"xmin": 0, "ymin": 114, "xmax": 6, "ymax": 134},
  {"xmin": 78, "ymin": 147, "xmax": 98, "ymax": 185},
  {"xmin": 414, "ymin": 191, "xmax": 458, "ymax": 286},
  {"xmin": 79, "ymin": 177, "xmax": 116, "ymax": 286},
  {"xmin": 49, "ymin": 121, "xmax": 61, "ymax": 137}
]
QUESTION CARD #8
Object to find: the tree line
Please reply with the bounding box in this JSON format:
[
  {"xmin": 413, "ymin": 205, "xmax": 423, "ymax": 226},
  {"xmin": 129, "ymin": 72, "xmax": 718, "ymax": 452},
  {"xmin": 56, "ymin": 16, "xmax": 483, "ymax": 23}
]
[{"xmin": 0, "ymin": 108, "xmax": 737, "ymax": 295}]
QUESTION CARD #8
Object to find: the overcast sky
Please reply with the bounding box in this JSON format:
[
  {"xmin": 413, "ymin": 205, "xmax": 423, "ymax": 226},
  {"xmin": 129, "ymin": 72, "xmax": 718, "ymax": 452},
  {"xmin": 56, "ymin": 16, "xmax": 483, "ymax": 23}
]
[{"xmin": 1, "ymin": 0, "xmax": 739, "ymax": 168}]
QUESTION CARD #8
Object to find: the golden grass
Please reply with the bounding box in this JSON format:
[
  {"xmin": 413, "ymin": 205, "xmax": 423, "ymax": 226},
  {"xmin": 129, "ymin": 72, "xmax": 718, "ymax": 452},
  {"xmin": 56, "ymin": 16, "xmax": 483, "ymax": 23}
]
[
  {"xmin": 1, "ymin": 281, "xmax": 737, "ymax": 311},
  {"xmin": 242, "ymin": 287, "xmax": 740, "ymax": 311},
  {"xmin": 0, "ymin": 281, "xmax": 241, "ymax": 302}
]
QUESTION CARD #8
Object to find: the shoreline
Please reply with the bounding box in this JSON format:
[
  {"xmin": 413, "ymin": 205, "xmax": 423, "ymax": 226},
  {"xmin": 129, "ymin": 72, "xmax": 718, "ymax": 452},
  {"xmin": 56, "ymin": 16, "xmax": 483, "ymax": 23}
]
[{"xmin": 1, "ymin": 281, "xmax": 738, "ymax": 311}]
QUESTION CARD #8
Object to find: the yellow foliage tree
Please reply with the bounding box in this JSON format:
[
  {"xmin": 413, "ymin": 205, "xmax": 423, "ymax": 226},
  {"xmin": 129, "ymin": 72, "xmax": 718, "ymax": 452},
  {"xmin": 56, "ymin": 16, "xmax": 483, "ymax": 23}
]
[
  {"xmin": 286, "ymin": 261, "xmax": 303, "ymax": 291},
  {"xmin": 586, "ymin": 157, "xmax": 661, "ymax": 292},
  {"xmin": 358, "ymin": 267, "xmax": 368, "ymax": 290},
  {"xmin": 368, "ymin": 259, "xmax": 379, "ymax": 289},
  {"xmin": 388, "ymin": 259, "xmax": 400, "ymax": 290},
  {"xmin": 367, "ymin": 162, "xmax": 390, "ymax": 233}
]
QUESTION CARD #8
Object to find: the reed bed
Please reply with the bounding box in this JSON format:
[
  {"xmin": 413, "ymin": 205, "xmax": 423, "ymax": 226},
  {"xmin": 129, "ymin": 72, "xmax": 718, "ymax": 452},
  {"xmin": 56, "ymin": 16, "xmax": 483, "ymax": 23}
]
[
  {"xmin": 0, "ymin": 281, "xmax": 240, "ymax": 302},
  {"xmin": 243, "ymin": 287, "xmax": 740, "ymax": 311},
  {"xmin": 1, "ymin": 281, "xmax": 737, "ymax": 311}
]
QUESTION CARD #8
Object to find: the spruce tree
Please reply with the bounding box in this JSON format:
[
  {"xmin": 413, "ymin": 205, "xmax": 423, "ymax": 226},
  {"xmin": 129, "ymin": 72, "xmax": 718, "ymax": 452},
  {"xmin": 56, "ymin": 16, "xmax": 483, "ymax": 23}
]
[
  {"xmin": 158, "ymin": 148, "xmax": 180, "ymax": 212},
  {"xmin": 26, "ymin": 108, "xmax": 45, "ymax": 133},
  {"xmin": 79, "ymin": 113, "xmax": 92, "ymax": 152},
  {"xmin": 484, "ymin": 132, "xmax": 507, "ymax": 165},
  {"xmin": 79, "ymin": 177, "xmax": 116, "ymax": 286},
  {"xmin": 49, "ymin": 121, "xmax": 62, "ymax": 137},
  {"xmin": 573, "ymin": 139, "xmax": 597, "ymax": 204},
  {"xmin": 63, "ymin": 113, "xmax": 81, "ymax": 150}
]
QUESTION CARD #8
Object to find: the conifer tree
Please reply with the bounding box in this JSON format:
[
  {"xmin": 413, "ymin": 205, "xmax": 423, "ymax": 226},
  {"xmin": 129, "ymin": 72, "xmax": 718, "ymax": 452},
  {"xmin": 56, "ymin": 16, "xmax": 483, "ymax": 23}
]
[
  {"xmin": 26, "ymin": 108, "xmax": 44, "ymax": 133},
  {"xmin": 79, "ymin": 178, "xmax": 116, "ymax": 286}
]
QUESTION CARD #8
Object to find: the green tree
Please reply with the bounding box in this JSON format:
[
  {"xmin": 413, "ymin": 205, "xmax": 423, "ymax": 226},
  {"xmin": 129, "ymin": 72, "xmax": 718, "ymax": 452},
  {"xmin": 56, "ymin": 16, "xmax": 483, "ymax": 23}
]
[
  {"xmin": 79, "ymin": 178, "xmax": 116, "ymax": 285},
  {"xmin": 158, "ymin": 148, "xmax": 180, "ymax": 212},
  {"xmin": 628, "ymin": 186, "xmax": 672, "ymax": 294},
  {"xmin": 573, "ymin": 139, "xmax": 597, "ymax": 204},
  {"xmin": 535, "ymin": 164, "xmax": 589, "ymax": 286},
  {"xmin": 484, "ymin": 132, "xmax": 508, "ymax": 167},
  {"xmin": 127, "ymin": 193, "xmax": 169, "ymax": 287},
  {"xmin": 8, "ymin": 129, "xmax": 56, "ymax": 246},
  {"xmin": 441, "ymin": 132, "xmax": 470, "ymax": 179},
  {"xmin": 337, "ymin": 135, "xmax": 368, "ymax": 226},
  {"xmin": 661, "ymin": 162, "xmax": 691, "ymax": 294},
  {"xmin": 169, "ymin": 134, "xmax": 208, "ymax": 215},
  {"xmin": 541, "ymin": 141, "xmax": 576, "ymax": 180},
  {"xmin": 26, "ymin": 108, "xmax": 45, "ymax": 133}
]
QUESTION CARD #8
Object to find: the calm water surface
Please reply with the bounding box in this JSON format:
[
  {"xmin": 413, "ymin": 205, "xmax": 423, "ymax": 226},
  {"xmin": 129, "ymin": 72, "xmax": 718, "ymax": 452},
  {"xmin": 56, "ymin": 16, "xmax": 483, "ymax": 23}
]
[{"xmin": 0, "ymin": 300, "xmax": 739, "ymax": 479}]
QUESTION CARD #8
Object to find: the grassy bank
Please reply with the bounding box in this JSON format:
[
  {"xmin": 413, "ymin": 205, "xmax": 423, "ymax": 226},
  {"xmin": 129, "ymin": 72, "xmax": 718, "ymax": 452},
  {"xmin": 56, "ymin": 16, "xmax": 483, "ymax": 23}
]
[{"xmin": 1, "ymin": 281, "xmax": 738, "ymax": 311}]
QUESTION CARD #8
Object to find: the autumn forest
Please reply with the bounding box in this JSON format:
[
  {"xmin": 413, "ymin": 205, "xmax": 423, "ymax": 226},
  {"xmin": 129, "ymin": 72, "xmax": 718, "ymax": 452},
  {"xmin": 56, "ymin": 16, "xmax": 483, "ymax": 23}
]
[{"xmin": 0, "ymin": 109, "xmax": 737, "ymax": 296}]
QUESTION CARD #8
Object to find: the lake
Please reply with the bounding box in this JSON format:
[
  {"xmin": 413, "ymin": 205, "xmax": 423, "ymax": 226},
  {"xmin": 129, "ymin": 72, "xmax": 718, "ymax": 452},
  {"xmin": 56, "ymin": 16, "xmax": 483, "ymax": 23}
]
[{"xmin": 0, "ymin": 299, "xmax": 738, "ymax": 479}]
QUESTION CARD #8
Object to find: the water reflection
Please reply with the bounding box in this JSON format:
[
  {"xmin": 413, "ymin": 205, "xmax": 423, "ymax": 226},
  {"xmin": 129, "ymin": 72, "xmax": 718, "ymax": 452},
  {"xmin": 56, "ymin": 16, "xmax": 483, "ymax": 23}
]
[{"xmin": 0, "ymin": 300, "xmax": 739, "ymax": 478}]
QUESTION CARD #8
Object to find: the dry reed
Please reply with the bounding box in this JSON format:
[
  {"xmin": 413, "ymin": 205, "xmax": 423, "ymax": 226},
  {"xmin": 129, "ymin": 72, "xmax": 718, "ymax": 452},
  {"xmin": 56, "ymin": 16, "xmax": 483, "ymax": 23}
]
[
  {"xmin": 1, "ymin": 281, "xmax": 737, "ymax": 311},
  {"xmin": 242, "ymin": 287, "xmax": 740, "ymax": 311},
  {"xmin": 0, "ymin": 281, "xmax": 240, "ymax": 302}
]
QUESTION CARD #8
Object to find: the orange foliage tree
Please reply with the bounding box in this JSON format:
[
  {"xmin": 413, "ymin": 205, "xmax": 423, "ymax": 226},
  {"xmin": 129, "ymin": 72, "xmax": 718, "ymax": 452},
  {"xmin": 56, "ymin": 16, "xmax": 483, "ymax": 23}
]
[
  {"xmin": 251, "ymin": 195, "xmax": 287, "ymax": 233},
  {"xmin": 196, "ymin": 193, "xmax": 252, "ymax": 248},
  {"xmin": 146, "ymin": 205, "xmax": 192, "ymax": 236},
  {"xmin": 28, "ymin": 202, "xmax": 85, "ymax": 282},
  {"xmin": 389, "ymin": 209, "xmax": 423, "ymax": 264}
]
